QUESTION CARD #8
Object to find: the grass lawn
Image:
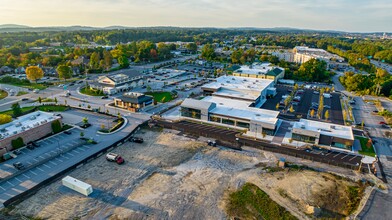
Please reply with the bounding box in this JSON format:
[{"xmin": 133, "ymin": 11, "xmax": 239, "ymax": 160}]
[
  {"xmin": 37, "ymin": 105, "xmax": 68, "ymax": 112},
  {"xmin": 16, "ymin": 91, "xmax": 28, "ymax": 96},
  {"xmin": 145, "ymin": 91, "xmax": 173, "ymax": 103},
  {"xmin": 0, "ymin": 90, "xmax": 7, "ymax": 99},
  {"xmin": 356, "ymin": 136, "xmax": 376, "ymax": 157},
  {"xmin": 0, "ymin": 105, "xmax": 68, "ymax": 116},
  {"xmin": 80, "ymin": 86, "xmax": 104, "ymax": 96},
  {"xmin": 0, "ymin": 106, "xmax": 35, "ymax": 116},
  {"xmin": 227, "ymin": 182, "xmax": 297, "ymax": 220}
]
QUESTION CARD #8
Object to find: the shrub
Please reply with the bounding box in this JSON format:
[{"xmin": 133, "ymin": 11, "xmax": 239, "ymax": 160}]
[
  {"xmin": 51, "ymin": 120, "xmax": 62, "ymax": 133},
  {"xmin": 11, "ymin": 137, "xmax": 24, "ymax": 149}
]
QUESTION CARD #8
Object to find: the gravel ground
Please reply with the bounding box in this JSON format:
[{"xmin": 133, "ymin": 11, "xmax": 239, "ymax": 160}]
[{"xmin": 8, "ymin": 128, "xmax": 370, "ymax": 220}]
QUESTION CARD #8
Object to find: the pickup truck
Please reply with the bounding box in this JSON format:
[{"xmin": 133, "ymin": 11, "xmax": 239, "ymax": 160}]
[{"xmin": 106, "ymin": 153, "xmax": 124, "ymax": 165}]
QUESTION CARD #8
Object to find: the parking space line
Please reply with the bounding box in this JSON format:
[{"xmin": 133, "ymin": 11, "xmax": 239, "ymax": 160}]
[
  {"xmin": 46, "ymin": 140, "xmax": 54, "ymax": 144},
  {"xmin": 36, "ymin": 167, "xmax": 45, "ymax": 172},
  {"xmin": 0, "ymin": 186, "xmax": 5, "ymax": 191},
  {"xmin": 49, "ymin": 161, "xmax": 57, "ymax": 166},
  {"xmin": 7, "ymin": 181, "xmax": 14, "ymax": 187},
  {"xmin": 325, "ymin": 152, "xmax": 333, "ymax": 156},
  {"xmin": 333, "ymin": 152, "xmax": 342, "ymax": 158},
  {"xmin": 349, "ymin": 156, "xmax": 358, "ymax": 161},
  {"xmin": 73, "ymin": 149, "xmax": 80, "ymax": 153},
  {"xmin": 61, "ymin": 155, "xmax": 69, "ymax": 159},
  {"xmin": 39, "ymin": 155, "xmax": 46, "ymax": 159},
  {"xmin": 30, "ymin": 170, "xmax": 38, "ymax": 175},
  {"xmin": 14, "ymin": 177, "xmax": 22, "ymax": 183},
  {"xmin": 33, "ymin": 158, "xmax": 39, "ymax": 162},
  {"xmin": 55, "ymin": 158, "xmax": 63, "ymax": 162},
  {"xmin": 77, "ymin": 147, "xmax": 85, "ymax": 152},
  {"xmin": 67, "ymin": 152, "xmax": 75, "ymax": 157},
  {"xmin": 81, "ymin": 146, "xmax": 90, "ymax": 150},
  {"xmin": 341, "ymin": 154, "xmax": 349, "ymax": 159},
  {"xmin": 22, "ymin": 174, "xmax": 30, "ymax": 179},
  {"xmin": 42, "ymin": 164, "xmax": 51, "ymax": 169}
]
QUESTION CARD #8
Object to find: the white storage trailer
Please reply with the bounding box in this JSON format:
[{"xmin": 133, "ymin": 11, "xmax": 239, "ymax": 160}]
[{"xmin": 62, "ymin": 176, "xmax": 93, "ymax": 196}]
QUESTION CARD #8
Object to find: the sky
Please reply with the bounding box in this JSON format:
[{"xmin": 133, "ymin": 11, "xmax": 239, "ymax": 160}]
[{"xmin": 0, "ymin": 0, "xmax": 391, "ymax": 32}]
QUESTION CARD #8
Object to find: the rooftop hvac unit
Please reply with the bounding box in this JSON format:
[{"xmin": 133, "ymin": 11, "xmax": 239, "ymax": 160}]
[
  {"xmin": 62, "ymin": 176, "xmax": 93, "ymax": 196},
  {"xmin": 330, "ymin": 125, "xmax": 336, "ymax": 129}
]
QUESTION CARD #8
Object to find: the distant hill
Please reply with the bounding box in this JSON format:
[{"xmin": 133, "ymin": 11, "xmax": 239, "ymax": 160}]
[{"xmin": 0, "ymin": 24, "xmax": 31, "ymax": 29}]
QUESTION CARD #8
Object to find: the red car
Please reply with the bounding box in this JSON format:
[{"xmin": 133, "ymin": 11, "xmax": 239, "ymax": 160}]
[{"xmin": 379, "ymin": 121, "xmax": 386, "ymax": 125}]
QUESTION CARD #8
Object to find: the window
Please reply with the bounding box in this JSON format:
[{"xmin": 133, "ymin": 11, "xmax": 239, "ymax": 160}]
[
  {"xmin": 222, "ymin": 118, "xmax": 235, "ymax": 126},
  {"xmin": 292, "ymin": 133, "xmax": 316, "ymax": 143},
  {"xmin": 237, "ymin": 121, "xmax": 250, "ymax": 128},
  {"xmin": 181, "ymin": 107, "xmax": 201, "ymax": 119}
]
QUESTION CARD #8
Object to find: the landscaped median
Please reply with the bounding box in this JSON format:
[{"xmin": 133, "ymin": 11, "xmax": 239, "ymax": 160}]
[
  {"xmin": 0, "ymin": 105, "xmax": 69, "ymax": 117},
  {"xmin": 97, "ymin": 117, "xmax": 128, "ymax": 134},
  {"xmin": 79, "ymin": 86, "xmax": 104, "ymax": 96},
  {"xmin": 355, "ymin": 136, "xmax": 376, "ymax": 157},
  {"xmin": 0, "ymin": 89, "xmax": 8, "ymax": 100}
]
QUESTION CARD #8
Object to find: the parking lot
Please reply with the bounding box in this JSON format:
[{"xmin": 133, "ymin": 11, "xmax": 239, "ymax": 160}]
[
  {"xmin": 0, "ymin": 128, "xmax": 83, "ymax": 179},
  {"xmin": 262, "ymin": 85, "xmax": 344, "ymax": 125}
]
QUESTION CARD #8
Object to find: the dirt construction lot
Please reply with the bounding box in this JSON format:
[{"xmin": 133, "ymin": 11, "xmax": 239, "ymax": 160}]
[{"xmin": 8, "ymin": 128, "xmax": 371, "ymax": 220}]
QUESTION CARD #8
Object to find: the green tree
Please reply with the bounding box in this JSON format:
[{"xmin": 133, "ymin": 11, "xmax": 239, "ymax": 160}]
[
  {"xmin": 82, "ymin": 117, "xmax": 88, "ymax": 125},
  {"xmin": 295, "ymin": 59, "xmax": 328, "ymax": 82},
  {"xmin": 80, "ymin": 131, "xmax": 85, "ymax": 138},
  {"xmin": 118, "ymin": 56, "xmax": 129, "ymax": 68},
  {"xmin": 103, "ymin": 50, "xmax": 113, "ymax": 70},
  {"xmin": 56, "ymin": 65, "xmax": 72, "ymax": 81},
  {"xmin": 25, "ymin": 66, "xmax": 44, "ymax": 83},
  {"xmin": 12, "ymin": 102, "xmax": 22, "ymax": 117},
  {"xmin": 201, "ymin": 44, "xmax": 216, "ymax": 61},
  {"xmin": 89, "ymin": 52, "xmax": 101, "ymax": 69},
  {"xmin": 54, "ymin": 97, "xmax": 58, "ymax": 104},
  {"xmin": 186, "ymin": 43, "xmax": 198, "ymax": 54}
]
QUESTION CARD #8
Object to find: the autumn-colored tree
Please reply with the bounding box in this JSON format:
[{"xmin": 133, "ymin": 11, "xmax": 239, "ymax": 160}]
[
  {"xmin": 289, "ymin": 105, "xmax": 294, "ymax": 113},
  {"xmin": 276, "ymin": 103, "xmax": 280, "ymax": 110},
  {"xmin": 25, "ymin": 66, "xmax": 44, "ymax": 82},
  {"xmin": 310, "ymin": 109, "xmax": 315, "ymax": 118},
  {"xmin": 324, "ymin": 110, "xmax": 330, "ymax": 120},
  {"xmin": 0, "ymin": 114, "xmax": 12, "ymax": 125}
]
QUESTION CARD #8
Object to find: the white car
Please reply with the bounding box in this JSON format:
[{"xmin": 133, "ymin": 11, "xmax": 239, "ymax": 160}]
[{"xmin": 58, "ymin": 84, "xmax": 64, "ymax": 87}]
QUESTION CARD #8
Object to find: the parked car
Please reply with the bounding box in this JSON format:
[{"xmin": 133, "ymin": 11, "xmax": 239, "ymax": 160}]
[
  {"xmin": 207, "ymin": 140, "xmax": 217, "ymax": 147},
  {"xmin": 64, "ymin": 130, "xmax": 72, "ymax": 135},
  {"xmin": 106, "ymin": 153, "xmax": 124, "ymax": 165},
  {"xmin": 379, "ymin": 121, "xmax": 386, "ymax": 125},
  {"xmin": 101, "ymin": 96, "xmax": 109, "ymax": 99},
  {"xmin": 324, "ymin": 105, "xmax": 331, "ymax": 109},
  {"xmin": 13, "ymin": 149, "xmax": 21, "ymax": 155},
  {"xmin": 21, "ymin": 98, "xmax": 29, "ymax": 101},
  {"xmin": 13, "ymin": 162, "xmax": 25, "ymax": 170},
  {"xmin": 130, "ymin": 137, "xmax": 144, "ymax": 143},
  {"xmin": 31, "ymin": 141, "xmax": 40, "ymax": 147},
  {"xmin": 373, "ymin": 110, "xmax": 379, "ymax": 113},
  {"xmin": 26, "ymin": 144, "xmax": 35, "ymax": 150}
]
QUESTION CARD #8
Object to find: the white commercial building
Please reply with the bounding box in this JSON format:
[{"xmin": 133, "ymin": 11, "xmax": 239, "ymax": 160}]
[
  {"xmin": 292, "ymin": 119, "xmax": 354, "ymax": 151},
  {"xmin": 201, "ymin": 75, "xmax": 276, "ymax": 107},
  {"xmin": 181, "ymin": 96, "xmax": 279, "ymax": 135},
  {"xmin": 293, "ymin": 46, "xmax": 344, "ymax": 64},
  {"xmin": 233, "ymin": 63, "xmax": 285, "ymax": 83}
]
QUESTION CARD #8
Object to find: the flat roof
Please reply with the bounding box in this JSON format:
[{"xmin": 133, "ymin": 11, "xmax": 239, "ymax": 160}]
[
  {"xmin": 0, "ymin": 111, "xmax": 61, "ymax": 141},
  {"xmin": 293, "ymin": 119, "xmax": 354, "ymax": 140},
  {"xmin": 202, "ymin": 96, "xmax": 279, "ymax": 125},
  {"xmin": 202, "ymin": 76, "xmax": 274, "ymax": 101}
]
